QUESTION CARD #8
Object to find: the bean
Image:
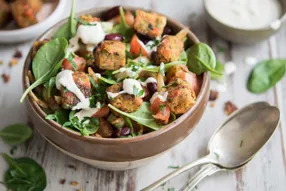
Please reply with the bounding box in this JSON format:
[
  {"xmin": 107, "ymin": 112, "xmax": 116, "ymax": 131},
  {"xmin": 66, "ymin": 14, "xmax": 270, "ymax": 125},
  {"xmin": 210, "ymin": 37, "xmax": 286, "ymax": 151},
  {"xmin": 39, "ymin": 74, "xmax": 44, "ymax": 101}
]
[
  {"xmin": 120, "ymin": 127, "xmax": 131, "ymax": 136},
  {"xmin": 147, "ymin": 82, "xmax": 157, "ymax": 95},
  {"xmin": 101, "ymin": 6, "xmax": 120, "ymax": 21},
  {"xmin": 104, "ymin": 33, "xmax": 124, "ymax": 41}
]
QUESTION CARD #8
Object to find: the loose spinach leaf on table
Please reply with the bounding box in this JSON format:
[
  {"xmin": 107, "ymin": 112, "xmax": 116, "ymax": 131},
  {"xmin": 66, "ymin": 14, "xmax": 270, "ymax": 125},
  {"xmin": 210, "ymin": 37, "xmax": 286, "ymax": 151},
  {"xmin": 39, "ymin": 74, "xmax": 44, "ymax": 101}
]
[
  {"xmin": 53, "ymin": 0, "xmax": 77, "ymax": 40},
  {"xmin": 45, "ymin": 109, "xmax": 69, "ymax": 125},
  {"xmin": 32, "ymin": 38, "xmax": 68, "ymax": 80},
  {"xmin": 211, "ymin": 60, "xmax": 225, "ymax": 80},
  {"xmin": 20, "ymin": 38, "xmax": 68, "ymax": 103},
  {"xmin": 112, "ymin": 7, "xmax": 135, "ymax": 41},
  {"xmin": 2, "ymin": 153, "xmax": 47, "ymax": 191},
  {"xmin": 0, "ymin": 124, "xmax": 32, "ymax": 146},
  {"xmin": 187, "ymin": 43, "xmax": 221, "ymax": 75},
  {"xmin": 108, "ymin": 102, "xmax": 161, "ymax": 130},
  {"xmin": 247, "ymin": 59, "xmax": 286, "ymax": 93}
]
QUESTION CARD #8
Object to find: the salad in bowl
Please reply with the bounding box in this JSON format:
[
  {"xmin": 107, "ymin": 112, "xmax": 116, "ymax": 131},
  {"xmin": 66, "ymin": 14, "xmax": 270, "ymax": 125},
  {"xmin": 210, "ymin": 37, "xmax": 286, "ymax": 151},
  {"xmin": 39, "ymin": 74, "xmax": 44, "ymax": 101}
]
[{"xmin": 21, "ymin": 3, "xmax": 218, "ymax": 139}]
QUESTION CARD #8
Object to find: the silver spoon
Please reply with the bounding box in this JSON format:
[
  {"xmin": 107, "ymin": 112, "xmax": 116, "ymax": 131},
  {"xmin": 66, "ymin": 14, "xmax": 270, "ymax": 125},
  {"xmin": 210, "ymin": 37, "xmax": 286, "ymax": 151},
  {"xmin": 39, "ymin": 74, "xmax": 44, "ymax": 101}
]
[{"xmin": 142, "ymin": 102, "xmax": 280, "ymax": 191}]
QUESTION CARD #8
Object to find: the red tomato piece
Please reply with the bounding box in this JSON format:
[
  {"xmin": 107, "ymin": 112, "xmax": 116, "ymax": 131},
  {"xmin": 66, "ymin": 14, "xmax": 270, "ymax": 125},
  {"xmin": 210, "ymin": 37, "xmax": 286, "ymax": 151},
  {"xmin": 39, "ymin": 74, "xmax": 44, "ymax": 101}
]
[
  {"xmin": 130, "ymin": 34, "xmax": 149, "ymax": 57},
  {"xmin": 150, "ymin": 97, "xmax": 170, "ymax": 124},
  {"xmin": 62, "ymin": 56, "xmax": 86, "ymax": 72}
]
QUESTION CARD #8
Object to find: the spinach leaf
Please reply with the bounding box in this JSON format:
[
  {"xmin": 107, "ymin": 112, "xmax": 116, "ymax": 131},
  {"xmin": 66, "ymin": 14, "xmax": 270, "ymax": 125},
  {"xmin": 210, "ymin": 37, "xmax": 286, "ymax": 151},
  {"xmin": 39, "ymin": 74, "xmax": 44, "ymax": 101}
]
[
  {"xmin": 99, "ymin": 76, "xmax": 117, "ymax": 85},
  {"xmin": 53, "ymin": 0, "xmax": 77, "ymax": 40},
  {"xmin": 2, "ymin": 153, "xmax": 47, "ymax": 191},
  {"xmin": 67, "ymin": 111, "xmax": 100, "ymax": 136},
  {"xmin": 46, "ymin": 77, "xmax": 56, "ymax": 98},
  {"xmin": 111, "ymin": 7, "xmax": 135, "ymax": 41},
  {"xmin": 211, "ymin": 60, "xmax": 225, "ymax": 80},
  {"xmin": 20, "ymin": 38, "xmax": 68, "ymax": 103},
  {"xmin": 187, "ymin": 43, "xmax": 221, "ymax": 75},
  {"xmin": 247, "ymin": 59, "xmax": 286, "ymax": 93},
  {"xmin": 108, "ymin": 102, "xmax": 161, "ymax": 130},
  {"xmin": 0, "ymin": 124, "xmax": 32, "ymax": 146},
  {"xmin": 32, "ymin": 38, "xmax": 68, "ymax": 80},
  {"xmin": 45, "ymin": 109, "xmax": 69, "ymax": 125},
  {"xmin": 142, "ymin": 61, "xmax": 186, "ymax": 73},
  {"xmin": 76, "ymin": 18, "xmax": 97, "ymax": 26},
  {"xmin": 179, "ymin": 51, "xmax": 188, "ymax": 62}
]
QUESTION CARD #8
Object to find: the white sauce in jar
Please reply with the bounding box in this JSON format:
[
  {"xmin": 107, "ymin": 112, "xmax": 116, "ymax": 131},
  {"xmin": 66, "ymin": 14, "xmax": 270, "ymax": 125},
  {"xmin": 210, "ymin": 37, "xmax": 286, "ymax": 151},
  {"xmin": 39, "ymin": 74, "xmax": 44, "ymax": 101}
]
[
  {"xmin": 68, "ymin": 22, "xmax": 105, "ymax": 52},
  {"xmin": 55, "ymin": 70, "xmax": 90, "ymax": 110},
  {"xmin": 107, "ymin": 79, "xmax": 145, "ymax": 99},
  {"xmin": 205, "ymin": 0, "xmax": 282, "ymax": 29}
]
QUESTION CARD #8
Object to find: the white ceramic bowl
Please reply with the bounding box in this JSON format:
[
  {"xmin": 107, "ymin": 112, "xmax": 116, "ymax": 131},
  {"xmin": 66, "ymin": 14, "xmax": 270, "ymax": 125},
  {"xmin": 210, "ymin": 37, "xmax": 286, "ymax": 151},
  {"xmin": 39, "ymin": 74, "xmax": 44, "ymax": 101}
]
[{"xmin": 0, "ymin": 0, "xmax": 67, "ymax": 44}]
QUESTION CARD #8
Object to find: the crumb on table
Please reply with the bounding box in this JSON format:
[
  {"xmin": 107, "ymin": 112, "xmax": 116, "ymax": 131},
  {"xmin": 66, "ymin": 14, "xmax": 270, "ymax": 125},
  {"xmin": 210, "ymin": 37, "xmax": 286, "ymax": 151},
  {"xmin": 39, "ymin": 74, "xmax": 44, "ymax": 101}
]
[
  {"xmin": 9, "ymin": 58, "xmax": 19, "ymax": 67},
  {"xmin": 71, "ymin": 181, "xmax": 79, "ymax": 187},
  {"xmin": 2, "ymin": 73, "xmax": 10, "ymax": 83},
  {"xmin": 224, "ymin": 101, "xmax": 238, "ymax": 115},
  {"xmin": 209, "ymin": 90, "xmax": 219, "ymax": 101}
]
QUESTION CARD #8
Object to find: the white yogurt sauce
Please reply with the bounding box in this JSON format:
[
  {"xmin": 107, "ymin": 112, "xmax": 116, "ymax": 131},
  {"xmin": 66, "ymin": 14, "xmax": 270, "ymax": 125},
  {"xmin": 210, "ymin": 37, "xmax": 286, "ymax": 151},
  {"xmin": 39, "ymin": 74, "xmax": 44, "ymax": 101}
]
[
  {"xmin": 150, "ymin": 91, "xmax": 169, "ymax": 103},
  {"xmin": 140, "ymin": 77, "xmax": 157, "ymax": 87},
  {"xmin": 75, "ymin": 102, "xmax": 101, "ymax": 121},
  {"xmin": 107, "ymin": 79, "xmax": 145, "ymax": 99},
  {"xmin": 68, "ymin": 22, "xmax": 105, "ymax": 52},
  {"xmin": 119, "ymin": 67, "xmax": 137, "ymax": 78},
  {"xmin": 56, "ymin": 70, "xmax": 90, "ymax": 110},
  {"xmin": 206, "ymin": 0, "xmax": 282, "ymax": 29}
]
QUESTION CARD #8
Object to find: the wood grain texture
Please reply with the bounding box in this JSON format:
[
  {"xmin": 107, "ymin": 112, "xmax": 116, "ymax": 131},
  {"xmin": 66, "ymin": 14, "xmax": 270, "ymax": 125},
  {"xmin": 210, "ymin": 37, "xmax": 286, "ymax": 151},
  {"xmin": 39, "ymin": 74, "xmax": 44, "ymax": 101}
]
[{"xmin": 0, "ymin": 0, "xmax": 286, "ymax": 190}]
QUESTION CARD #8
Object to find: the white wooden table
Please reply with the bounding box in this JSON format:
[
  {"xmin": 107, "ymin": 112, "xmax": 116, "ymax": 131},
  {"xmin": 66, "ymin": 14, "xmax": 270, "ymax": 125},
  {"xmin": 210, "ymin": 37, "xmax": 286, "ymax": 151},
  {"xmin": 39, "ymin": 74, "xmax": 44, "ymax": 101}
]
[{"xmin": 1, "ymin": 0, "xmax": 286, "ymax": 190}]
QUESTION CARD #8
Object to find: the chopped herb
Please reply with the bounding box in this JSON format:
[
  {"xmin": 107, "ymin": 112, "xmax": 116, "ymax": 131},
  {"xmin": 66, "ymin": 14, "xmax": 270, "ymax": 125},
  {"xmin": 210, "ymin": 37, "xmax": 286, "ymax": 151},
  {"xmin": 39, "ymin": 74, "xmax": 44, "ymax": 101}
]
[
  {"xmin": 214, "ymin": 152, "xmax": 219, "ymax": 159},
  {"xmin": 159, "ymin": 62, "xmax": 165, "ymax": 76},
  {"xmin": 168, "ymin": 188, "xmax": 175, "ymax": 191},
  {"xmin": 10, "ymin": 146, "xmax": 18, "ymax": 155},
  {"xmin": 76, "ymin": 18, "xmax": 97, "ymax": 26},
  {"xmin": 217, "ymin": 46, "xmax": 225, "ymax": 53},
  {"xmin": 133, "ymin": 85, "xmax": 144, "ymax": 97},
  {"xmin": 240, "ymin": 140, "xmax": 244, "ymax": 148},
  {"xmin": 162, "ymin": 79, "xmax": 177, "ymax": 88},
  {"xmin": 66, "ymin": 52, "xmax": 77, "ymax": 70},
  {"xmin": 160, "ymin": 104, "xmax": 166, "ymax": 112},
  {"xmin": 168, "ymin": 165, "xmax": 179, "ymax": 169}
]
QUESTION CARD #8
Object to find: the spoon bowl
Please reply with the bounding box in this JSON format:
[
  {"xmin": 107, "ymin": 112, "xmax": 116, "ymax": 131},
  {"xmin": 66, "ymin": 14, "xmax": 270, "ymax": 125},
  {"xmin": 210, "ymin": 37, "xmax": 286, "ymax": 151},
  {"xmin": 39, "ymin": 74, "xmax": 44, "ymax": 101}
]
[
  {"xmin": 207, "ymin": 101, "xmax": 280, "ymax": 168},
  {"xmin": 142, "ymin": 102, "xmax": 280, "ymax": 191}
]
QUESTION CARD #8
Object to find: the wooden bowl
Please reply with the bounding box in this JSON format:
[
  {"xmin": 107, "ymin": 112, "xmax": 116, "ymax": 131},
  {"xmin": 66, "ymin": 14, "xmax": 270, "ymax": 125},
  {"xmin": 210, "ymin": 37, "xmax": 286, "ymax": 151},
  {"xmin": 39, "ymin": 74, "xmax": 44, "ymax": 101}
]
[{"xmin": 22, "ymin": 7, "xmax": 210, "ymax": 170}]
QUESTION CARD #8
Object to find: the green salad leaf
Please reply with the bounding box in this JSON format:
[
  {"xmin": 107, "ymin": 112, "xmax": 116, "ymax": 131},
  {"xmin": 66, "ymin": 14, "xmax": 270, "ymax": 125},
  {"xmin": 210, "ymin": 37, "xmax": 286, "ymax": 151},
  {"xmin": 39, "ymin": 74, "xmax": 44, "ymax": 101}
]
[
  {"xmin": 108, "ymin": 102, "xmax": 161, "ymax": 130},
  {"xmin": 247, "ymin": 59, "xmax": 286, "ymax": 93},
  {"xmin": 2, "ymin": 153, "xmax": 47, "ymax": 191},
  {"xmin": 211, "ymin": 60, "xmax": 225, "ymax": 80},
  {"xmin": 142, "ymin": 61, "xmax": 186, "ymax": 73},
  {"xmin": 0, "ymin": 124, "xmax": 32, "ymax": 146},
  {"xmin": 65, "ymin": 111, "xmax": 100, "ymax": 136},
  {"xmin": 32, "ymin": 38, "xmax": 68, "ymax": 80},
  {"xmin": 111, "ymin": 7, "xmax": 135, "ymax": 41},
  {"xmin": 45, "ymin": 109, "xmax": 69, "ymax": 125},
  {"xmin": 187, "ymin": 43, "xmax": 221, "ymax": 75},
  {"xmin": 20, "ymin": 38, "xmax": 68, "ymax": 103},
  {"xmin": 53, "ymin": 0, "xmax": 77, "ymax": 40}
]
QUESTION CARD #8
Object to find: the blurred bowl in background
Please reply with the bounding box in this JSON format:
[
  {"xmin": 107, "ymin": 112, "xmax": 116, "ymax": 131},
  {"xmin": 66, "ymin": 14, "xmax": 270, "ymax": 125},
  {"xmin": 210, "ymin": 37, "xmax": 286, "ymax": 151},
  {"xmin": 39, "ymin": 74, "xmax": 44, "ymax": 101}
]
[
  {"xmin": 204, "ymin": 0, "xmax": 286, "ymax": 44},
  {"xmin": 0, "ymin": 0, "xmax": 67, "ymax": 44}
]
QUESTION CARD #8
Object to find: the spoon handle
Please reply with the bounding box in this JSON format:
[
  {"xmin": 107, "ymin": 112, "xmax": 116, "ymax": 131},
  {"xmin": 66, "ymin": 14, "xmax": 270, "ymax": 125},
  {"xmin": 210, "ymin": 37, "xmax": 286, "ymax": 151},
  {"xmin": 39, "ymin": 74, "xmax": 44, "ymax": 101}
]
[
  {"xmin": 181, "ymin": 164, "xmax": 221, "ymax": 191},
  {"xmin": 141, "ymin": 156, "xmax": 212, "ymax": 191}
]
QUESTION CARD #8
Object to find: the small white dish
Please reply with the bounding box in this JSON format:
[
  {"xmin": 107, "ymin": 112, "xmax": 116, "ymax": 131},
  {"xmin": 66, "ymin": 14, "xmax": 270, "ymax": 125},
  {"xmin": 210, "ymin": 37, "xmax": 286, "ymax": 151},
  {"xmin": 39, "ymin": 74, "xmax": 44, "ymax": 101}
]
[{"xmin": 0, "ymin": 0, "xmax": 67, "ymax": 44}]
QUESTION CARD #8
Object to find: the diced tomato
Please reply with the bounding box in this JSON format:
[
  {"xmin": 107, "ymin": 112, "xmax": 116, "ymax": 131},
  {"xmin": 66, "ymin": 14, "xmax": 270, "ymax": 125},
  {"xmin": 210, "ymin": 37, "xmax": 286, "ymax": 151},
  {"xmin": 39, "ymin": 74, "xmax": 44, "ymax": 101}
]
[
  {"xmin": 62, "ymin": 56, "xmax": 86, "ymax": 72},
  {"xmin": 174, "ymin": 70, "xmax": 200, "ymax": 96},
  {"xmin": 92, "ymin": 105, "xmax": 110, "ymax": 118},
  {"xmin": 130, "ymin": 35, "xmax": 150, "ymax": 57},
  {"xmin": 150, "ymin": 97, "xmax": 170, "ymax": 124}
]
